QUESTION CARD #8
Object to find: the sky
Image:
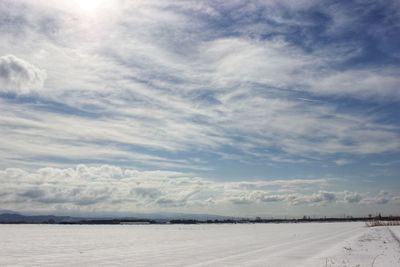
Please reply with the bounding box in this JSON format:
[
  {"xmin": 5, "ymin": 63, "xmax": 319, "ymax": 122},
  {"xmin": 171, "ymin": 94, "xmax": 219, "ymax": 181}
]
[{"xmin": 0, "ymin": 0, "xmax": 399, "ymax": 217}]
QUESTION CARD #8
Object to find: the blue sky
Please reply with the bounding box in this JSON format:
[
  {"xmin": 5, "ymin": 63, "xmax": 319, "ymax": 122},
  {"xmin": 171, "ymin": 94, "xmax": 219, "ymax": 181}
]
[{"xmin": 0, "ymin": 0, "xmax": 399, "ymax": 217}]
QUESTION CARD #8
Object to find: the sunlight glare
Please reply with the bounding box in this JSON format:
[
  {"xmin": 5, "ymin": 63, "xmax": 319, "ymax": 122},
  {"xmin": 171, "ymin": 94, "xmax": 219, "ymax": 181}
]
[{"xmin": 76, "ymin": 0, "xmax": 105, "ymax": 15}]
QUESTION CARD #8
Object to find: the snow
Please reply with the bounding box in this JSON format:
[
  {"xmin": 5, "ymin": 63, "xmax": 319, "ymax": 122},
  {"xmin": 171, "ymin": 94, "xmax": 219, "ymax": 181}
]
[
  {"xmin": 306, "ymin": 225, "xmax": 400, "ymax": 267},
  {"xmin": 0, "ymin": 223, "xmax": 399, "ymax": 266}
]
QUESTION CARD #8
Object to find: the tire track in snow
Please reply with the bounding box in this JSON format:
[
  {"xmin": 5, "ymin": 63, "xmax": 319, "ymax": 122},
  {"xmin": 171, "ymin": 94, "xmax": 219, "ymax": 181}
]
[
  {"xmin": 188, "ymin": 224, "xmax": 365, "ymax": 266},
  {"xmin": 388, "ymin": 227, "xmax": 400, "ymax": 247},
  {"xmin": 307, "ymin": 226, "xmax": 400, "ymax": 267}
]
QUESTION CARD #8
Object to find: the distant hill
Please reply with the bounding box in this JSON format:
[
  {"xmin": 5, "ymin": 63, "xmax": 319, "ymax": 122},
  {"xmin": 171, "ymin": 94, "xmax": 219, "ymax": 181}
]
[
  {"xmin": 0, "ymin": 211, "xmax": 230, "ymax": 224},
  {"xmin": 0, "ymin": 209, "xmax": 19, "ymax": 214},
  {"xmin": 0, "ymin": 212, "xmax": 78, "ymax": 224}
]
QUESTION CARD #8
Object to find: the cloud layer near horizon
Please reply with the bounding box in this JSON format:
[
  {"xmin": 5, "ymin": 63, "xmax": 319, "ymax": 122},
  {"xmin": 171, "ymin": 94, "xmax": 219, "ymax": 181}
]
[{"xmin": 0, "ymin": 165, "xmax": 398, "ymax": 216}]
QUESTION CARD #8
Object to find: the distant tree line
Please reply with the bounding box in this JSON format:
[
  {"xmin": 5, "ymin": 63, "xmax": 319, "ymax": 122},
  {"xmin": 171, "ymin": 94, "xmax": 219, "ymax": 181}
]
[
  {"xmin": 165, "ymin": 215, "xmax": 400, "ymax": 225},
  {"xmin": 1, "ymin": 213, "xmax": 400, "ymax": 225}
]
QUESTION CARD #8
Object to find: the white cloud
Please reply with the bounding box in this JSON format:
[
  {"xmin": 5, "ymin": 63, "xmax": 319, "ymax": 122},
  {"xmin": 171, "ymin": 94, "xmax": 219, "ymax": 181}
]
[
  {"xmin": 334, "ymin": 159, "xmax": 352, "ymax": 166},
  {"xmin": 343, "ymin": 191, "xmax": 362, "ymax": 204},
  {"xmin": 362, "ymin": 191, "xmax": 392, "ymax": 205},
  {"xmin": 0, "ymin": 55, "xmax": 46, "ymax": 94},
  {"xmin": 309, "ymin": 68, "xmax": 400, "ymax": 99},
  {"xmin": 286, "ymin": 191, "xmax": 337, "ymax": 206}
]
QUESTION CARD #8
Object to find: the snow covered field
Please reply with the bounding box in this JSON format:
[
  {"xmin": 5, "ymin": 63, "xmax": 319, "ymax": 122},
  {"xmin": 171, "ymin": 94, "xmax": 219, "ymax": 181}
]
[{"xmin": 0, "ymin": 223, "xmax": 399, "ymax": 266}]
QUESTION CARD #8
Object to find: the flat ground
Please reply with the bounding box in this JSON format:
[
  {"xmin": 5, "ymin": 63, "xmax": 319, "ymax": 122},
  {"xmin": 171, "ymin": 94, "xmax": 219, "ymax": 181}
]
[{"xmin": 0, "ymin": 223, "xmax": 399, "ymax": 266}]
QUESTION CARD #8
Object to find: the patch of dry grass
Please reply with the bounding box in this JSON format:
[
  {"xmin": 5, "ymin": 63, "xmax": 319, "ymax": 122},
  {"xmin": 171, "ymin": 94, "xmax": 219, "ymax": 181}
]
[{"xmin": 365, "ymin": 220, "xmax": 400, "ymax": 227}]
